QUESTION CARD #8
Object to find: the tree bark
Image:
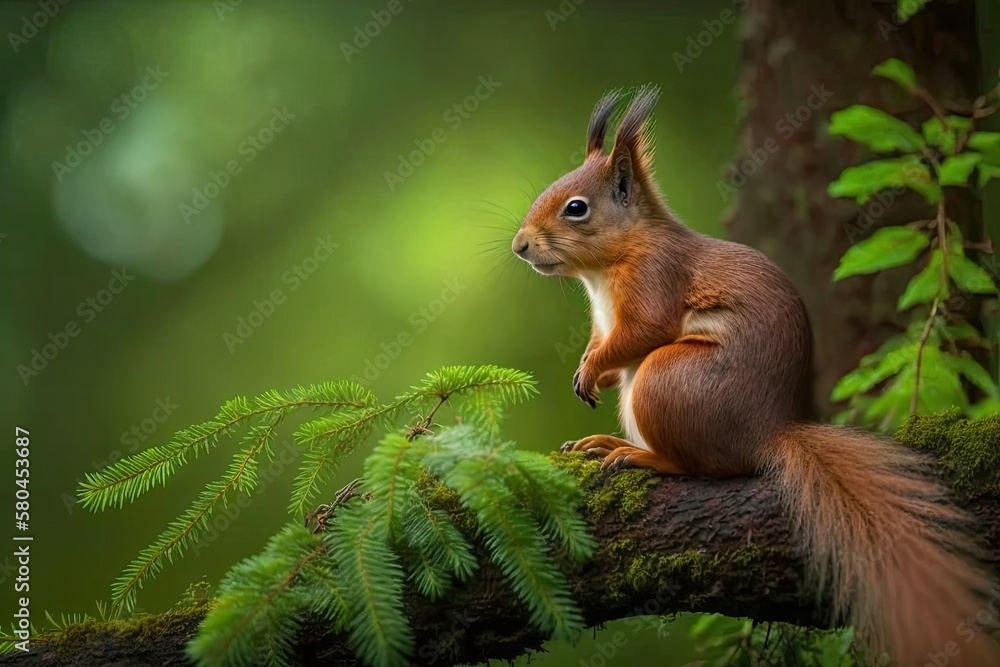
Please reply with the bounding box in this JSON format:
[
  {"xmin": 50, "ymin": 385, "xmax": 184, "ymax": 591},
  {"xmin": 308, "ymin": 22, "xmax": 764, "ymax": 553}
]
[
  {"xmin": 5, "ymin": 429, "xmax": 998, "ymax": 667},
  {"xmin": 724, "ymin": 0, "xmax": 983, "ymax": 418}
]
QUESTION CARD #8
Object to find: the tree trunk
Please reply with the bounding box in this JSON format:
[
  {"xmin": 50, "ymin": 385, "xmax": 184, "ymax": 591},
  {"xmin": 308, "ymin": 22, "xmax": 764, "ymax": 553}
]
[
  {"xmin": 724, "ymin": 0, "xmax": 983, "ymax": 418},
  {"xmin": 4, "ymin": 414, "xmax": 998, "ymax": 667}
]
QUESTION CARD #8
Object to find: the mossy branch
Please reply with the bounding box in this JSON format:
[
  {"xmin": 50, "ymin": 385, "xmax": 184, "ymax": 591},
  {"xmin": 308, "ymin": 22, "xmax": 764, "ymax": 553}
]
[{"xmin": 12, "ymin": 413, "xmax": 1000, "ymax": 667}]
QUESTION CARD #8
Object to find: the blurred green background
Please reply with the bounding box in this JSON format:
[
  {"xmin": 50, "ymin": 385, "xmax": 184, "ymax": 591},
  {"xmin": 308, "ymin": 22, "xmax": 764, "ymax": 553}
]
[{"xmin": 0, "ymin": 0, "xmax": 741, "ymax": 663}]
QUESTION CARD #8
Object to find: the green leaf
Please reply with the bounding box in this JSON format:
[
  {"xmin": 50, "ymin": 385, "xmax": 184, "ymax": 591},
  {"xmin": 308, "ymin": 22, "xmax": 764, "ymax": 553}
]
[
  {"xmin": 938, "ymin": 152, "xmax": 982, "ymax": 186},
  {"xmin": 922, "ymin": 118, "xmax": 955, "ymax": 154},
  {"xmin": 863, "ymin": 369, "xmax": 913, "ymax": 428},
  {"xmin": 968, "ymin": 131, "xmax": 1000, "ymax": 154},
  {"xmin": 947, "ymin": 115, "xmax": 973, "ymax": 132},
  {"xmin": 970, "ymin": 397, "xmax": 1000, "ymax": 419},
  {"xmin": 943, "ymin": 353, "xmax": 999, "ymax": 399},
  {"xmin": 943, "ymin": 321, "xmax": 984, "ymax": 343},
  {"xmin": 942, "ymin": 220, "xmax": 964, "ymax": 281},
  {"xmin": 831, "ymin": 342, "xmax": 916, "ymax": 401},
  {"xmin": 977, "ymin": 163, "xmax": 1000, "ymax": 189},
  {"xmin": 946, "ymin": 219, "xmax": 965, "ymax": 254},
  {"xmin": 831, "ymin": 409, "xmax": 854, "ymax": 425},
  {"xmin": 948, "ymin": 255, "xmax": 998, "ymax": 294},
  {"xmin": 828, "ymin": 156, "xmax": 941, "ymax": 205},
  {"xmin": 831, "ymin": 366, "xmax": 883, "ymax": 402},
  {"xmin": 896, "ymin": 0, "xmax": 930, "ymax": 22},
  {"xmin": 873, "ymin": 58, "xmax": 918, "ymax": 94},
  {"xmin": 863, "ymin": 347, "xmax": 968, "ymax": 427},
  {"xmin": 834, "ymin": 226, "xmax": 930, "ymax": 280},
  {"xmin": 858, "ymin": 332, "xmax": 912, "ymax": 368},
  {"xmin": 897, "ymin": 249, "xmax": 944, "ymax": 310},
  {"xmin": 969, "ymin": 131, "xmax": 1000, "ymax": 171},
  {"xmin": 873, "ymin": 344, "xmax": 920, "ymax": 376},
  {"xmin": 829, "ymin": 105, "xmax": 925, "ymax": 153},
  {"xmin": 915, "ymin": 347, "xmax": 970, "ymax": 414}
]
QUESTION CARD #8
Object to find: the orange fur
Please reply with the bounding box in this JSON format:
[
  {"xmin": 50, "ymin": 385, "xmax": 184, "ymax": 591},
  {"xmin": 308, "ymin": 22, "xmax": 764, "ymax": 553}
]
[{"xmin": 512, "ymin": 86, "xmax": 1000, "ymax": 666}]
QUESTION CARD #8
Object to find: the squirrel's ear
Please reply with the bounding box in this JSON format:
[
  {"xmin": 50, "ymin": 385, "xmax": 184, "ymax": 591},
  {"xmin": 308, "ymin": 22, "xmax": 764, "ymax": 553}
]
[
  {"xmin": 586, "ymin": 90, "xmax": 621, "ymax": 156},
  {"xmin": 608, "ymin": 84, "xmax": 660, "ymax": 204},
  {"xmin": 612, "ymin": 150, "xmax": 633, "ymax": 207}
]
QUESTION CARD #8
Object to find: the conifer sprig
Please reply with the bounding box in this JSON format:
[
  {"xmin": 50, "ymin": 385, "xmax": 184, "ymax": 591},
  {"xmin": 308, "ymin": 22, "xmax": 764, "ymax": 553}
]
[
  {"xmin": 194, "ymin": 415, "xmax": 592, "ymax": 667},
  {"xmin": 186, "ymin": 524, "xmax": 336, "ymax": 666},
  {"xmin": 110, "ymin": 418, "xmax": 284, "ymax": 613},
  {"xmin": 82, "ymin": 366, "xmax": 588, "ymax": 667},
  {"xmin": 287, "ymin": 365, "xmax": 537, "ymax": 517},
  {"xmin": 79, "ymin": 383, "xmax": 372, "ymax": 511}
]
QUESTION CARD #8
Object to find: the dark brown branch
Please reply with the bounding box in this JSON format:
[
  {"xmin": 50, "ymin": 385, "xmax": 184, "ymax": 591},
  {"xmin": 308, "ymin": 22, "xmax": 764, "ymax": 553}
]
[{"xmin": 4, "ymin": 419, "xmax": 998, "ymax": 667}]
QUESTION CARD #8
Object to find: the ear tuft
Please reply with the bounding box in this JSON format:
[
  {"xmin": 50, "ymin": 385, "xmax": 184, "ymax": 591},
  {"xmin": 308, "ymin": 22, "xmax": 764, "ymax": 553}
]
[
  {"xmin": 611, "ymin": 84, "xmax": 660, "ymax": 172},
  {"xmin": 605, "ymin": 84, "xmax": 660, "ymax": 204},
  {"xmin": 586, "ymin": 89, "xmax": 622, "ymax": 156}
]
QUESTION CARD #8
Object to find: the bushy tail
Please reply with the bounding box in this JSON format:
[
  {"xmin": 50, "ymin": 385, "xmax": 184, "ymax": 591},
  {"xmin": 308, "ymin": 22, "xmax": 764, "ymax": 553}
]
[{"xmin": 767, "ymin": 423, "xmax": 999, "ymax": 666}]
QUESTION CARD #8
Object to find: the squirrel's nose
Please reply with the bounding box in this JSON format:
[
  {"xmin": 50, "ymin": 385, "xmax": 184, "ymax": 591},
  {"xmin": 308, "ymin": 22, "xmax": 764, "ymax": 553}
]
[{"xmin": 512, "ymin": 232, "xmax": 530, "ymax": 256}]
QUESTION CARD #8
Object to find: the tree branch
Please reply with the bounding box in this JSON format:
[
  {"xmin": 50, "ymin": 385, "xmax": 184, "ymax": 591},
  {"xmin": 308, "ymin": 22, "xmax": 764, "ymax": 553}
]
[{"xmin": 5, "ymin": 417, "xmax": 998, "ymax": 667}]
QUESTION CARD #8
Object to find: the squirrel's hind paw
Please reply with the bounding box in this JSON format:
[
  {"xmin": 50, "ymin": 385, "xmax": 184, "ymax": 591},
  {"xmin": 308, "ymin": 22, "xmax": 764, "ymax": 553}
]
[{"xmin": 561, "ymin": 439, "xmax": 610, "ymax": 457}]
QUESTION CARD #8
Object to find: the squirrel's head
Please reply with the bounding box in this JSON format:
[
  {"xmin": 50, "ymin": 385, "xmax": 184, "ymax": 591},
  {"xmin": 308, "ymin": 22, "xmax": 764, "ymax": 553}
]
[{"xmin": 512, "ymin": 85, "xmax": 664, "ymax": 276}]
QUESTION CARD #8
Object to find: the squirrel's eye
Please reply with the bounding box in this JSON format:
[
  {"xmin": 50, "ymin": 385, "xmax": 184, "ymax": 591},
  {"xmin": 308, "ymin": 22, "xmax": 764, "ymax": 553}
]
[{"xmin": 564, "ymin": 198, "xmax": 589, "ymax": 219}]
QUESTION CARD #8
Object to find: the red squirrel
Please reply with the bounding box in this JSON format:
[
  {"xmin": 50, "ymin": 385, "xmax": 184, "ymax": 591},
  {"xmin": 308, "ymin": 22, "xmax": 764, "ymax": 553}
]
[{"xmin": 511, "ymin": 85, "xmax": 1000, "ymax": 666}]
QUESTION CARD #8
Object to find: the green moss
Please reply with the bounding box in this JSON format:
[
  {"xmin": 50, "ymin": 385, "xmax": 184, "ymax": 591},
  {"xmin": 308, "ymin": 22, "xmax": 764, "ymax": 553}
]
[
  {"xmin": 725, "ymin": 543, "xmax": 762, "ymax": 568},
  {"xmin": 604, "ymin": 541, "xmax": 763, "ymax": 599},
  {"xmin": 548, "ymin": 451, "xmax": 602, "ymax": 487},
  {"xmin": 624, "ymin": 550, "xmax": 706, "ymax": 591},
  {"xmin": 549, "ymin": 452, "xmax": 658, "ymax": 521},
  {"xmin": 29, "ymin": 581, "xmax": 212, "ymax": 659},
  {"xmin": 895, "ymin": 410, "xmax": 1000, "ymax": 494},
  {"xmin": 40, "ymin": 604, "xmax": 207, "ymax": 661},
  {"xmin": 417, "ymin": 469, "xmax": 461, "ymax": 508},
  {"xmin": 415, "ymin": 468, "xmax": 475, "ymax": 533},
  {"xmin": 170, "ymin": 580, "xmax": 213, "ymax": 613}
]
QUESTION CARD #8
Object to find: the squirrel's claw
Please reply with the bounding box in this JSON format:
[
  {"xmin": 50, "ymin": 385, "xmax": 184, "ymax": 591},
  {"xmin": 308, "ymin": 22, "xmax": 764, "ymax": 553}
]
[
  {"xmin": 561, "ymin": 439, "xmax": 611, "ymax": 457},
  {"xmin": 572, "ymin": 369, "xmax": 599, "ymax": 408},
  {"xmin": 601, "ymin": 452, "xmax": 633, "ymax": 472}
]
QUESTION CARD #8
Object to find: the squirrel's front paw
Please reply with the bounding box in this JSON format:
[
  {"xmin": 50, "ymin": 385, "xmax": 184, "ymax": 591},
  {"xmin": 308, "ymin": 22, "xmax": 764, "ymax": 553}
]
[{"xmin": 572, "ymin": 368, "xmax": 600, "ymax": 408}]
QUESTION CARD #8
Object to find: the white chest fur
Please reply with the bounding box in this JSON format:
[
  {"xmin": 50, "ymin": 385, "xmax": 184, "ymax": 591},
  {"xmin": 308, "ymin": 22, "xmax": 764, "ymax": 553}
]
[
  {"xmin": 580, "ymin": 272, "xmax": 615, "ymax": 336},
  {"xmin": 578, "ymin": 272, "xmax": 650, "ymax": 451}
]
